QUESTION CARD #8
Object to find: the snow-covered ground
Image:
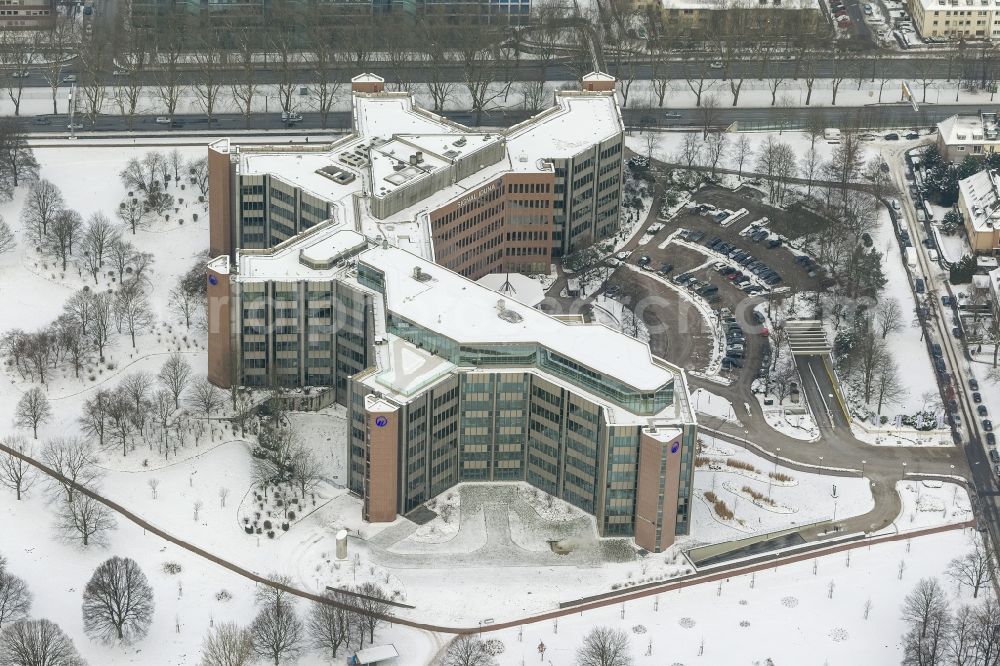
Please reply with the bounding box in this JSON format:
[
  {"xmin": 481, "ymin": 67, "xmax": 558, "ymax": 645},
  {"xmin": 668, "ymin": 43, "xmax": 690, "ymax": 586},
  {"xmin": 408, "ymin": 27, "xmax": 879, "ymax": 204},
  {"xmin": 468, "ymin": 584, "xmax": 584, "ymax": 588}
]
[
  {"xmin": 1, "ymin": 488, "xmax": 439, "ymax": 666},
  {"xmin": 626, "ymin": 130, "xmax": 878, "ymax": 177},
  {"xmin": 489, "ymin": 527, "xmax": 979, "ymax": 666},
  {"xmin": 862, "ymin": 205, "xmax": 940, "ymax": 420},
  {"xmin": 692, "ymin": 388, "xmax": 741, "ymax": 423},
  {"xmin": 691, "ymin": 436, "xmax": 874, "ymax": 544},
  {"xmin": 892, "ymin": 480, "xmax": 973, "ymax": 532}
]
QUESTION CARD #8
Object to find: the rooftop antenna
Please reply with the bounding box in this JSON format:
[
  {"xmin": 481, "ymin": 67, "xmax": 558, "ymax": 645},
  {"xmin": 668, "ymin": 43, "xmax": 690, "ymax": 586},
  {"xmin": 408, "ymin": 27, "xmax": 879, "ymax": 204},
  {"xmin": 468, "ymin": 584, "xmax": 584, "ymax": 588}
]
[{"xmin": 498, "ymin": 271, "xmax": 515, "ymax": 295}]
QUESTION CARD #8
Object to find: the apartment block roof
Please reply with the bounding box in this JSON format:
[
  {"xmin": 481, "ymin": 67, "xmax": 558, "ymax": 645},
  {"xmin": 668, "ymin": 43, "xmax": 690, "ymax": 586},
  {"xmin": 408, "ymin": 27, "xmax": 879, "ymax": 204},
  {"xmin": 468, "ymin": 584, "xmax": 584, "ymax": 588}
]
[
  {"xmin": 959, "ymin": 168, "xmax": 1000, "ymax": 232},
  {"xmin": 938, "ymin": 112, "xmax": 1000, "ymax": 147}
]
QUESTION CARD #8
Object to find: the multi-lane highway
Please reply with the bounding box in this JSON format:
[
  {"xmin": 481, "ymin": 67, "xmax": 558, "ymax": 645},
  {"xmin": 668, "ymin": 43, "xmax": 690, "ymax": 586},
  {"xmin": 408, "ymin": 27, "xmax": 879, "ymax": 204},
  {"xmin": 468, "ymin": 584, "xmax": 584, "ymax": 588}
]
[
  {"xmin": 0, "ymin": 53, "xmax": 985, "ymax": 91},
  {"xmin": 14, "ymin": 102, "xmax": 996, "ymax": 136}
]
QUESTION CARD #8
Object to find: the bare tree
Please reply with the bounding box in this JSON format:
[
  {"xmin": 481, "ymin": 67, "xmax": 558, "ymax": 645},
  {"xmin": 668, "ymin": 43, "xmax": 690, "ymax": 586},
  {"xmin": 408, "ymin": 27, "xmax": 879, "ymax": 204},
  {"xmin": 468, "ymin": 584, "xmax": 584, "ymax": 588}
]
[
  {"xmin": 0, "ymin": 567, "xmax": 32, "ymax": 629},
  {"xmin": 0, "ymin": 436, "xmax": 35, "ymax": 500},
  {"xmin": 77, "ymin": 25, "xmax": 113, "ymax": 126},
  {"xmin": 40, "ymin": 437, "xmax": 99, "ymax": 504},
  {"xmin": 947, "ymin": 537, "xmax": 995, "ymax": 599},
  {"xmin": 875, "ymin": 297, "xmax": 903, "ymax": 339},
  {"xmin": 79, "ymin": 389, "xmax": 110, "ymax": 448},
  {"xmin": 116, "ymin": 197, "xmax": 150, "ymax": 236},
  {"xmin": 251, "ymin": 575, "xmax": 304, "ymax": 665},
  {"xmin": 699, "ymin": 93, "xmax": 720, "ymax": 139},
  {"xmin": 80, "ymin": 213, "xmax": 119, "ymax": 283},
  {"xmin": 0, "ymin": 619, "xmax": 86, "ymax": 666},
  {"xmin": 46, "ymin": 209, "xmax": 82, "ymax": 272},
  {"xmin": 0, "ymin": 31, "xmax": 37, "ymax": 116},
  {"xmin": 57, "ymin": 494, "xmax": 115, "ymax": 547},
  {"xmin": 38, "ymin": 22, "xmax": 74, "ymax": 115},
  {"xmin": 82, "ymin": 556, "xmax": 153, "ymax": 643},
  {"xmin": 874, "ymin": 351, "xmax": 908, "ymax": 414},
  {"xmin": 89, "ymin": 291, "xmax": 116, "ymax": 360},
  {"xmin": 734, "ymin": 135, "xmax": 753, "ymax": 178},
  {"xmin": 352, "ymin": 582, "xmax": 390, "ymax": 647},
  {"xmin": 188, "ymin": 378, "xmax": 224, "ymax": 436},
  {"xmin": 159, "ymin": 352, "xmax": 192, "ymax": 410},
  {"xmin": 200, "ymin": 622, "xmax": 254, "ymax": 666},
  {"xmin": 902, "ymin": 578, "xmax": 950, "ymax": 641},
  {"xmin": 682, "ymin": 53, "xmax": 713, "ymax": 107},
  {"xmin": 169, "ymin": 285, "xmax": 200, "ymax": 330},
  {"xmin": 801, "ymin": 144, "xmax": 821, "ymax": 197},
  {"xmin": 443, "ymin": 635, "xmax": 497, "ymax": 666},
  {"xmin": 305, "ymin": 17, "xmax": 344, "ymax": 130},
  {"xmin": 111, "ymin": 27, "xmax": 148, "ymax": 131},
  {"xmin": 15, "ymin": 387, "xmax": 51, "ymax": 438},
  {"xmin": 113, "ymin": 283, "xmax": 154, "ymax": 348},
  {"xmin": 576, "ymin": 626, "xmax": 633, "ymax": 666},
  {"xmin": 189, "ymin": 157, "xmax": 209, "ymax": 197},
  {"xmin": 191, "ymin": 28, "xmax": 225, "ymax": 125},
  {"xmin": 0, "ymin": 218, "xmax": 13, "ymax": 255},
  {"xmin": 20, "ymin": 179, "xmax": 63, "ymax": 245},
  {"xmin": 307, "ymin": 593, "xmax": 355, "ymax": 660},
  {"xmin": 705, "ymin": 131, "xmax": 728, "ymax": 177},
  {"xmin": 289, "ymin": 446, "xmax": 322, "ymax": 498},
  {"xmin": 108, "ymin": 237, "xmax": 137, "ymax": 284},
  {"xmin": 105, "ymin": 388, "xmax": 135, "ymax": 457},
  {"xmin": 151, "ymin": 11, "xmax": 186, "ymax": 122}
]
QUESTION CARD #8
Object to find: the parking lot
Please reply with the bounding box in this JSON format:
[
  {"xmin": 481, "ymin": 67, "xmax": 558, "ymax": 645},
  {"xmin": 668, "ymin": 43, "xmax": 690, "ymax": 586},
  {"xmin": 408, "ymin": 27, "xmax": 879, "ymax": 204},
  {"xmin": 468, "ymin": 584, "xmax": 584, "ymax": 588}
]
[{"xmin": 602, "ymin": 184, "xmax": 829, "ymax": 381}]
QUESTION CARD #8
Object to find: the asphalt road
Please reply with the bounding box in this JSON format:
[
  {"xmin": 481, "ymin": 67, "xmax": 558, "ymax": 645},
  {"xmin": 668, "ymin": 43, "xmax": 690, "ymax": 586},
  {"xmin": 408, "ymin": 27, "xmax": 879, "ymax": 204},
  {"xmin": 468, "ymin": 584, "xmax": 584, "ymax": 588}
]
[
  {"xmin": 3, "ymin": 54, "xmax": 986, "ymax": 91},
  {"xmin": 18, "ymin": 102, "xmax": 1000, "ymax": 137}
]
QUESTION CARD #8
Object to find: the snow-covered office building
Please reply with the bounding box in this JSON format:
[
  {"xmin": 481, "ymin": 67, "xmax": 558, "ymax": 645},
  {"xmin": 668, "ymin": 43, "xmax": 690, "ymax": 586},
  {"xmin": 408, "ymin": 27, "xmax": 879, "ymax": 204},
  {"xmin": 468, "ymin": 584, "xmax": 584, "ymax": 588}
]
[{"xmin": 205, "ymin": 74, "xmax": 697, "ymax": 552}]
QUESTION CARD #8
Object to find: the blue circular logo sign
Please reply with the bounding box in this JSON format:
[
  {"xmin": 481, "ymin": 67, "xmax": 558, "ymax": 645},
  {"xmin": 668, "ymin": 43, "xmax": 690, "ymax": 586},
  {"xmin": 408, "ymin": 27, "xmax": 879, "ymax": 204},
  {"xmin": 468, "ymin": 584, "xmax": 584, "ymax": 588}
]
[
  {"xmin": 208, "ymin": 274, "xmax": 218, "ymax": 286},
  {"xmin": 375, "ymin": 416, "xmax": 388, "ymax": 428},
  {"xmin": 670, "ymin": 442, "xmax": 680, "ymax": 454}
]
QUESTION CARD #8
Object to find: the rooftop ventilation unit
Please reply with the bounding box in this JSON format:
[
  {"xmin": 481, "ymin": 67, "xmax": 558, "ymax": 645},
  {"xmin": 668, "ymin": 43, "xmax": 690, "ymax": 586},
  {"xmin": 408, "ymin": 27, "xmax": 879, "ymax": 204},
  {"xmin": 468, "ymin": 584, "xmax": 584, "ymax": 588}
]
[
  {"xmin": 412, "ymin": 266, "xmax": 432, "ymax": 282},
  {"xmin": 316, "ymin": 165, "xmax": 357, "ymax": 185},
  {"xmin": 496, "ymin": 299, "xmax": 523, "ymax": 323},
  {"xmin": 453, "ymin": 138, "xmax": 467, "ymax": 147}
]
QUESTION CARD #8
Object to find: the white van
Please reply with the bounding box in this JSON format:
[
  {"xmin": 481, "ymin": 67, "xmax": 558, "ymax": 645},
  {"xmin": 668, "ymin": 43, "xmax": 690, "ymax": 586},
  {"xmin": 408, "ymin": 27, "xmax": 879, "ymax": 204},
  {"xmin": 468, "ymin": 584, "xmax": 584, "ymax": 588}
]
[{"xmin": 824, "ymin": 128, "xmax": 842, "ymax": 142}]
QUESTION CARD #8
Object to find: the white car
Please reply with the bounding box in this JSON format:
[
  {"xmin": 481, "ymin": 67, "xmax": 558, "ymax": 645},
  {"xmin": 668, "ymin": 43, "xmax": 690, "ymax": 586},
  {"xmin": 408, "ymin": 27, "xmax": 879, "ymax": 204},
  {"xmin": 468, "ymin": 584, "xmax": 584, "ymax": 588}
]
[
  {"xmin": 67, "ymin": 122, "xmax": 83, "ymax": 130},
  {"xmin": 709, "ymin": 61, "xmax": 723, "ymax": 69},
  {"xmin": 664, "ymin": 111, "xmax": 682, "ymax": 119},
  {"xmin": 62, "ymin": 74, "xmax": 77, "ymax": 83},
  {"xmin": 155, "ymin": 116, "xmax": 171, "ymax": 124},
  {"xmin": 281, "ymin": 111, "xmax": 303, "ymax": 123},
  {"xmin": 616, "ymin": 250, "xmax": 632, "ymax": 261},
  {"xmin": 9, "ymin": 71, "xmax": 28, "ymax": 79}
]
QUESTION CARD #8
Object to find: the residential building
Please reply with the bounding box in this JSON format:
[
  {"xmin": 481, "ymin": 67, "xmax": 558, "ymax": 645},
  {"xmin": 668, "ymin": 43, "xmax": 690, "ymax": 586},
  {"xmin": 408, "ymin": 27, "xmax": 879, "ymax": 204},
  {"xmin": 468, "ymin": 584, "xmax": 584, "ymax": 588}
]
[
  {"xmin": 640, "ymin": 0, "xmax": 824, "ymax": 38},
  {"xmin": 957, "ymin": 168, "xmax": 1000, "ymax": 253},
  {"xmin": 206, "ymin": 73, "xmax": 696, "ymax": 552},
  {"xmin": 937, "ymin": 112, "xmax": 1000, "ymax": 161},
  {"xmin": 0, "ymin": 0, "xmax": 54, "ymax": 29},
  {"xmin": 908, "ymin": 0, "xmax": 1000, "ymax": 39}
]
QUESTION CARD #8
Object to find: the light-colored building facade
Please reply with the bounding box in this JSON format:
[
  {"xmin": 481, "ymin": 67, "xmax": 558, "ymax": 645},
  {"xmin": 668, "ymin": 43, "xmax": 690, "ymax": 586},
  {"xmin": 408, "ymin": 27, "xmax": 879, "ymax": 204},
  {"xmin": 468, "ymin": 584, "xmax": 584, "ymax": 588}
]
[
  {"xmin": 958, "ymin": 168, "xmax": 1000, "ymax": 254},
  {"xmin": 206, "ymin": 74, "xmax": 696, "ymax": 552},
  {"xmin": 639, "ymin": 0, "xmax": 824, "ymax": 37},
  {"xmin": 908, "ymin": 0, "xmax": 1000, "ymax": 39},
  {"xmin": 937, "ymin": 113, "xmax": 1000, "ymax": 161},
  {"xmin": 0, "ymin": 0, "xmax": 54, "ymax": 29}
]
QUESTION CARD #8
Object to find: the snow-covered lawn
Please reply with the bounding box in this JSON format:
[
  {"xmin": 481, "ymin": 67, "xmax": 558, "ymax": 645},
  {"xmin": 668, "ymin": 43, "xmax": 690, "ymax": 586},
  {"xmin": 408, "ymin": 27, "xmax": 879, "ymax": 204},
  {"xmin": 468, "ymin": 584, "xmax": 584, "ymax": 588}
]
[
  {"xmin": 691, "ymin": 436, "xmax": 874, "ymax": 545},
  {"xmin": 489, "ymin": 527, "xmax": 979, "ymax": 666},
  {"xmin": 0, "ymin": 488, "xmax": 438, "ymax": 666},
  {"xmin": 692, "ymin": 388, "xmax": 741, "ymax": 423},
  {"xmin": 626, "ymin": 130, "xmax": 878, "ymax": 177},
  {"xmin": 892, "ymin": 480, "xmax": 973, "ymax": 532},
  {"xmin": 862, "ymin": 206, "xmax": 939, "ymax": 420}
]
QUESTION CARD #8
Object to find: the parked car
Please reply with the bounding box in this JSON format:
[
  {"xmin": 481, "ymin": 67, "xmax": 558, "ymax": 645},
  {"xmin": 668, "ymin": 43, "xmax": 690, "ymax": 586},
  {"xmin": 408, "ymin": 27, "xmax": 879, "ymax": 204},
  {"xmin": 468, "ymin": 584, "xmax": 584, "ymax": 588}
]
[
  {"xmin": 722, "ymin": 357, "xmax": 743, "ymax": 369},
  {"xmin": 978, "ymin": 405, "xmax": 989, "ymax": 417},
  {"xmin": 155, "ymin": 116, "xmax": 172, "ymax": 124},
  {"xmin": 281, "ymin": 110, "xmax": 303, "ymax": 123},
  {"xmin": 637, "ymin": 255, "xmax": 651, "ymax": 267},
  {"xmin": 942, "ymin": 295, "xmax": 952, "ymax": 306},
  {"xmin": 915, "ymin": 278, "xmax": 925, "ymax": 293},
  {"xmin": 664, "ymin": 111, "xmax": 682, "ymax": 119},
  {"xmin": 974, "ymin": 392, "xmax": 983, "ymax": 403},
  {"xmin": 988, "ymin": 433, "xmax": 997, "ymax": 446},
  {"xmin": 906, "ymin": 132, "xmax": 919, "ymax": 140},
  {"xmin": 984, "ymin": 419, "xmax": 994, "ymax": 432},
  {"xmin": 709, "ymin": 61, "xmax": 723, "ymax": 69},
  {"xmin": 885, "ymin": 132, "xmax": 900, "ymax": 140},
  {"xmin": 970, "ymin": 378, "xmax": 980, "ymax": 391}
]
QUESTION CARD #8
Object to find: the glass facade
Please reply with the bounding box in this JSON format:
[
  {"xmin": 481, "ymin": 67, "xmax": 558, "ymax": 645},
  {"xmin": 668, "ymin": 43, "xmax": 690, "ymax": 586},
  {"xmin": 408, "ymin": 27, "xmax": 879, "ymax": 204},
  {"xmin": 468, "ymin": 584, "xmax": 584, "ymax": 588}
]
[{"xmin": 386, "ymin": 313, "xmax": 673, "ymax": 415}]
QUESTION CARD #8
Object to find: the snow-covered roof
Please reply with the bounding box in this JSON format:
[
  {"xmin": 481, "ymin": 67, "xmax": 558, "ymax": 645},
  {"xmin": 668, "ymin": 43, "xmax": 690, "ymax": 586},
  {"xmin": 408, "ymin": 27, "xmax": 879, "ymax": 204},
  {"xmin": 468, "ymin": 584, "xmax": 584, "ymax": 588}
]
[
  {"xmin": 475, "ymin": 272, "xmax": 546, "ymax": 307},
  {"xmin": 938, "ymin": 113, "xmax": 1000, "ymax": 148},
  {"xmin": 354, "ymin": 644, "xmax": 398, "ymax": 664},
  {"xmin": 958, "ymin": 169, "xmax": 1000, "ymax": 233},
  {"xmin": 237, "ymin": 226, "xmax": 367, "ymax": 280},
  {"xmin": 234, "ymin": 89, "xmax": 621, "ymax": 264},
  {"xmin": 351, "ymin": 73, "xmax": 384, "ymax": 84},
  {"xmin": 359, "ymin": 245, "xmax": 674, "ymax": 393},
  {"xmin": 582, "ymin": 71, "xmax": 615, "ymax": 82}
]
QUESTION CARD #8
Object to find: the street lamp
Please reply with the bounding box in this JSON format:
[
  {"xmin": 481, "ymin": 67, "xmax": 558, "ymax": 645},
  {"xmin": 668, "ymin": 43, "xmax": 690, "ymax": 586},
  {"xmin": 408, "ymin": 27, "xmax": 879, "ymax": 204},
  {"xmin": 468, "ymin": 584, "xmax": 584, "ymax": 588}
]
[
  {"xmin": 818, "ymin": 455, "xmax": 824, "ymax": 476},
  {"xmin": 861, "ymin": 459, "xmax": 867, "ymax": 478}
]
